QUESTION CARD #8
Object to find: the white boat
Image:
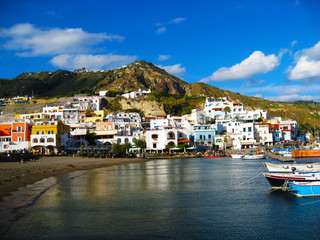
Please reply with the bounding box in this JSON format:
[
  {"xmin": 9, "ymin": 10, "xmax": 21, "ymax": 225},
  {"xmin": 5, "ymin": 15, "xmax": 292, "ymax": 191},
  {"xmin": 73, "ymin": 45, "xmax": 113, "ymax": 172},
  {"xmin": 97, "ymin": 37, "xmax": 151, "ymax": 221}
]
[
  {"xmin": 242, "ymin": 154, "xmax": 266, "ymax": 160},
  {"xmin": 265, "ymin": 162, "xmax": 320, "ymax": 173},
  {"xmin": 263, "ymin": 171, "xmax": 320, "ymax": 189},
  {"xmin": 231, "ymin": 154, "xmax": 244, "ymax": 159}
]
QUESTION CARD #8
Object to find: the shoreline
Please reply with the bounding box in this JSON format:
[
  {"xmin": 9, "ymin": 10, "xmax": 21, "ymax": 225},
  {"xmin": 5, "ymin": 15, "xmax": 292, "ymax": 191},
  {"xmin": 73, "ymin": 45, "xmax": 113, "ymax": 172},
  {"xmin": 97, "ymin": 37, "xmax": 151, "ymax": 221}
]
[{"xmin": 0, "ymin": 156, "xmax": 156, "ymax": 201}]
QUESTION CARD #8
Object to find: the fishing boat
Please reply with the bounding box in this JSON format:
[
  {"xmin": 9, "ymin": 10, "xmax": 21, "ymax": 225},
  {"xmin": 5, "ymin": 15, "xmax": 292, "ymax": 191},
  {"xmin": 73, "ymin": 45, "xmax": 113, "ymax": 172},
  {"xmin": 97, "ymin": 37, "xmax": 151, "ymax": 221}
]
[
  {"xmin": 230, "ymin": 154, "xmax": 244, "ymax": 159},
  {"xmin": 242, "ymin": 154, "xmax": 266, "ymax": 160},
  {"xmin": 263, "ymin": 171, "xmax": 320, "ymax": 189},
  {"xmin": 291, "ymin": 143, "xmax": 320, "ymax": 158},
  {"xmin": 265, "ymin": 162, "xmax": 320, "ymax": 173},
  {"xmin": 286, "ymin": 181, "xmax": 320, "ymax": 197}
]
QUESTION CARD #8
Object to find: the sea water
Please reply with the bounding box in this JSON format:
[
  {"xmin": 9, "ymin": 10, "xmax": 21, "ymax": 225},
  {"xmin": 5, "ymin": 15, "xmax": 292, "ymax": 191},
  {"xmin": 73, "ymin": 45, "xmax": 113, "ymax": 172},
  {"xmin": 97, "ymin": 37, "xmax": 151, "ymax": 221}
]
[{"xmin": 1, "ymin": 157, "xmax": 320, "ymax": 240}]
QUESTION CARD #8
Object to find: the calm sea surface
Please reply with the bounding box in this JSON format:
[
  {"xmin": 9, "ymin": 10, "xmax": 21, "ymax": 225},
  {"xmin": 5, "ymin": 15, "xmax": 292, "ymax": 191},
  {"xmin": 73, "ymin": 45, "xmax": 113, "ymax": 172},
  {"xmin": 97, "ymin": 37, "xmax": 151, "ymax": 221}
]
[{"xmin": 1, "ymin": 157, "xmax": 320, "ymax": 240}]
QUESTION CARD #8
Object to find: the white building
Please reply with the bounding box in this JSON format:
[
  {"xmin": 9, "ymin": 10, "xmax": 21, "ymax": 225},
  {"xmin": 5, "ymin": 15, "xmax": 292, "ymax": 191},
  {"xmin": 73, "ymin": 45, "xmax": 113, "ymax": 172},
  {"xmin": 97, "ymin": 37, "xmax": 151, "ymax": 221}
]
[
  {"xmin": 99, "ymin": 90, "xmax": 108, "ymax": 96},
  {"xmin": 73, "ymin": 95, "xmax": 102, "ymax": 111},
  {"xmin": 62, "ymin": 106, "xmax": 80, "ymax": 126},
  {"xmin": 254, "ymin": 123, "xmax": 273, "ymax": 146},
  {"xmin": 203, "ymin": 97, "xmax": 267, "ymax": 121},
  {"xmin": 106, "ymin": 112, "xmax": 142, "ymax": 129},
  {"xmin": 223, "ymin": 121, "xmax": 256, "ymax": 149},
  {"xmin": 122, "ymin": 89, "xmax": 151, "ymax": 99},
  {"xmin": 150, "ymin": 119, "xmax": 172, "ymax": 129},
  {"xmin": 42, "ymin": 105, "xmax": 64, "ymax": 120},
  {"xmin": 145, "ymin": 127, "xmax": 190, "ymax": 152}
]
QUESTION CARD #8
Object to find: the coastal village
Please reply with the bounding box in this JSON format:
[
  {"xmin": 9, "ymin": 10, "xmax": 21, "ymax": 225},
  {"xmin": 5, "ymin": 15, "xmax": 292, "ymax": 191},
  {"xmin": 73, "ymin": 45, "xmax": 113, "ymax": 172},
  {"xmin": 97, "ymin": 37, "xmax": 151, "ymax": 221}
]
[{"xmin": 0, "ymin": 89, "xmax": 309, "ymax": 159}]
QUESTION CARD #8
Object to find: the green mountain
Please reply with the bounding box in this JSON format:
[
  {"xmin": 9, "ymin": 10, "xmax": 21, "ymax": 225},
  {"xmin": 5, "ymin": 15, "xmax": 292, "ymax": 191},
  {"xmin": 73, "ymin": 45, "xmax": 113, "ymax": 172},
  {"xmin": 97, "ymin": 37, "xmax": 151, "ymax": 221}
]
[{"xmin": 0, "ymin": 60, "xmax": 319, "ymax": 130}]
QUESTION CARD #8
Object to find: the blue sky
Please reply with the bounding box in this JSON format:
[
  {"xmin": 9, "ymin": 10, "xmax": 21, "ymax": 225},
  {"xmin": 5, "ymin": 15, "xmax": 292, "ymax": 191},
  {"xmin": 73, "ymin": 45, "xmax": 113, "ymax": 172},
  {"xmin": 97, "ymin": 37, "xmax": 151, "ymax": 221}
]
[{"xmin": 1, "ymin": 0, "xmax": 320, "ymax": 102}]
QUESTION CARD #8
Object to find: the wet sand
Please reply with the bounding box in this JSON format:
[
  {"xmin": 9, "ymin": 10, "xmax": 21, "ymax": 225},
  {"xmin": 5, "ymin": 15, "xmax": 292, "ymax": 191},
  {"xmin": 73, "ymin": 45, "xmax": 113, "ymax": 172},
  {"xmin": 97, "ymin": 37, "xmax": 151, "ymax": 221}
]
[{"xmin": 0, "ymin": 156, "xmax": 152, "ymax": 201}]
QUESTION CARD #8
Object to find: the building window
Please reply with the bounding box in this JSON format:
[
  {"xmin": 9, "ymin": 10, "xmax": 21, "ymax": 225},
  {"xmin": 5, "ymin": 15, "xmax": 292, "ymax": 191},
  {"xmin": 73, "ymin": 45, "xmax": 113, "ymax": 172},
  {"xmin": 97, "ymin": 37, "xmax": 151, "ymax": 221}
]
[
  {"xmin": 40, "ymin": 138, "xmax": 45, "ymax": 143},
  {"xmin": 48, "ymin": 130, "xmax": 54, "ymax": 134},
  {"xmin": 36, "ymin": 131, "xmax": 40, "ymax": 135},
  {"xmin": 47, "ymin": 138, "xmax": 54, "ymax": 143},
  {"xmin": 208, "ymin": 135, "xmax": 212, "ymax": 139},
  {"xmin": 243, "ymin": 128, "xmax": 246, "ymax": 132},
  {"xmin": 125, "ymin": 138, "xmax": 129, "ymax": 143},
  {"xmin": 18, "ymin": 137, "xmax": 22, "ymax": 142},
  {"xmin": 248, "ymin": 127, "xmax": 252, "ymax": 132},
  {"xmin": 17, "ymin": 126, "xmax": 22, "ymax": 132},
  {"xmin": 152, "ymin": 134, "xmax": 158, "ymax": 139},
  {"xmin": 153, "ymin": 143, "xmax": 157, "ymax": 148},
  {"xmin": 117, "ymin": 138, "xmax": 121, "ymax": 144},
  {"xmin": 33, "ymin": 138, "xmax": 38, "ymax": 143},
  {"xmin": 167, "ymin": 132, "xmax": 175, "ymax": 140}
]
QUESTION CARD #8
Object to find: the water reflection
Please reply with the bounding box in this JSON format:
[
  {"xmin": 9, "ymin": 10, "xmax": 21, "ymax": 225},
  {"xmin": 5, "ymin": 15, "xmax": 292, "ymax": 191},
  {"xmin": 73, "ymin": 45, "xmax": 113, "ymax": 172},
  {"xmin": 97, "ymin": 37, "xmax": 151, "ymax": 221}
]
[{"xmin": 2, "ymin": 158, "xmax": 320, "ymax": 239}]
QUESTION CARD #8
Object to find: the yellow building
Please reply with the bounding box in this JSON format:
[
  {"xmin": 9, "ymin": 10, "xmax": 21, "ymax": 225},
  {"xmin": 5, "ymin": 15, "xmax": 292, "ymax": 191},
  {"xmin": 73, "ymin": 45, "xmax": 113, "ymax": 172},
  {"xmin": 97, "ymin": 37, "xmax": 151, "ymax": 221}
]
[
  {"xmin": 31, "ymin": 120, "xmax": 70, "ymax": 154},
  {"xmin": 85, "ymin": 110, "xmax": 107, "ymax": 123}
]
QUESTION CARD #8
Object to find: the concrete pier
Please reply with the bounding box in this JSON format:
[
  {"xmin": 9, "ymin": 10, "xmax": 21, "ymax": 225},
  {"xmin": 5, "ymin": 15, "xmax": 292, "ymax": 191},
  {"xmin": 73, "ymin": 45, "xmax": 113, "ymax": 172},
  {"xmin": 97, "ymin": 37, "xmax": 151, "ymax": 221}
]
[{"xmin": 265, "ymin": 151, "xmax": 294, "ymax": 162}]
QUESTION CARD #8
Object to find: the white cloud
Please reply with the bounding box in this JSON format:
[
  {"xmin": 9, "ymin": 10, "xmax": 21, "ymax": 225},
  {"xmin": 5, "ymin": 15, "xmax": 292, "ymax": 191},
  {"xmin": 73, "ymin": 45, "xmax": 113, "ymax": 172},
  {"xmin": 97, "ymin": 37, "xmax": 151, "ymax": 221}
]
[
  {"xmin": 266, "ymin": 94, "xmax": 320, "ymax": 102},
  {"xmin": 158, "ymin": 63, "xmax": 186, "ymax": 77},
  {"xmin": 0, "ymin": 23, "xmax": 124, "ymax": 56},
  {"xmin": 201, "ymin": 51, "xmax": 279, "ymax": 82},
  {"xmin": 50, "ymin": 54, "xmax": 137, "ymax": 70},
  {"xmin": 242, "ymin": 79, "xmax": 265, "ymax": 87},
  {"xmin": 236, "ymin": 83, "xmax": 320, "ymax": 102},
  {"xmin": 158, "ymin": 54, "xmax": 170, "ymax": 61},
  {"xmin": 290, "ymin": 40, "xmax": 298, "ymax": 48},
  {"xmin": 169, "ymin": 17, "xmax": 186, "ymax": 24},
  {"xmin": 288, "ymin": 41, "xmax": 320, "ymax": 81},
  {"xmin": 155, "ymin": 17, "xmax": 186, "ymax": 34},
  {"xmin": 156, "ymin": 27, "xmax": 167, "ymax": 34}
]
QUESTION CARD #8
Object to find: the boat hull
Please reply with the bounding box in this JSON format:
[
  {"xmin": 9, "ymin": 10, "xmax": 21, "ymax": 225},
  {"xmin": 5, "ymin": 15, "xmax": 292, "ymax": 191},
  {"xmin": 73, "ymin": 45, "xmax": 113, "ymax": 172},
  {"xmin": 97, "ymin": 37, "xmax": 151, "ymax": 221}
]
[
  {"xmin": 242, "ymin": 154, "xmax": 266, "ymax": 160},
  {"xmin": 265, "ymin": 162, "xmax": 320, "ymax": 173},
  {"xmin": 291, "ymin": 149, "xmax": 320, "ymax": 158},
  {"xmin": 231, "ymin": 154, "xmax": 243, "ymax": 159},
  {"xmin": 263, "ymin": 173, "xmax": 320, "ymax": 188},
  {"xmin": 287, "ymin": 182, "xmax": 320, "ymax": 197}
]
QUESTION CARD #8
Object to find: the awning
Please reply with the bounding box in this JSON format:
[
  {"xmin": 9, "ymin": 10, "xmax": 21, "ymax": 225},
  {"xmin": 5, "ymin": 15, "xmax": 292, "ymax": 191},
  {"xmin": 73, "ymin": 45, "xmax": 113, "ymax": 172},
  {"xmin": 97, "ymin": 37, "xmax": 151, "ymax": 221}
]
[{"xmin": 178, "ymin": 138, "xmax": 189, "ymax": 143}]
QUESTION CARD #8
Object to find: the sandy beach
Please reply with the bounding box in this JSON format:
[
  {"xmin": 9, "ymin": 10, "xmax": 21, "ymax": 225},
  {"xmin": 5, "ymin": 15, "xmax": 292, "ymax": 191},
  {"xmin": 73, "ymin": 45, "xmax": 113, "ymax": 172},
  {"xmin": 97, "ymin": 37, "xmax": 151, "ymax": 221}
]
[{"xmin": 0, "ymin": 156, "xmax": 152, "ymax": 201}]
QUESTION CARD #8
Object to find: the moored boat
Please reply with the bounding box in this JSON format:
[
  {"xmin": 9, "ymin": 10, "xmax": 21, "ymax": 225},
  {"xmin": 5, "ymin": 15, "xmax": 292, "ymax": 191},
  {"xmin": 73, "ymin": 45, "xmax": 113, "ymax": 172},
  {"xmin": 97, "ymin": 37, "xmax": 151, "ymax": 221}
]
[
  {"xmin": 203, "ymin": 154, "xmax": 222, "ymax": 158},
  {"xmin": 263, "ymin": 172, "xmax": 320, "ymax": 189},
  {"xmin": 265, "ymin": 162, "xmax": 320, "ymax": 173},
  {"xmin": 242, "ymin": 154, "xmax": 266, "ymax": 160},
  {"xmin": 230, "ymin": 154, "xmax": 244, "ymax": 159},
  {"xmin": 291, "ymin": 149, "xmax": 320, "ymax": 158},
  {"xmin": 287, "ymin": 181, "xmax": 320, "ymax": 197}
]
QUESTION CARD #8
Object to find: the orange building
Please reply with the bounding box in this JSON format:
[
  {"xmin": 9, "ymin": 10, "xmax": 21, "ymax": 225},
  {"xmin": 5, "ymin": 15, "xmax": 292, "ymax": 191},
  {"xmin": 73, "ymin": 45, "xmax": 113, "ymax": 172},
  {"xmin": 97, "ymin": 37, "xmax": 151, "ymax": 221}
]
[{"xmin": 0, "ymin": 120, "xmax": 32, "ymax": 151}]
